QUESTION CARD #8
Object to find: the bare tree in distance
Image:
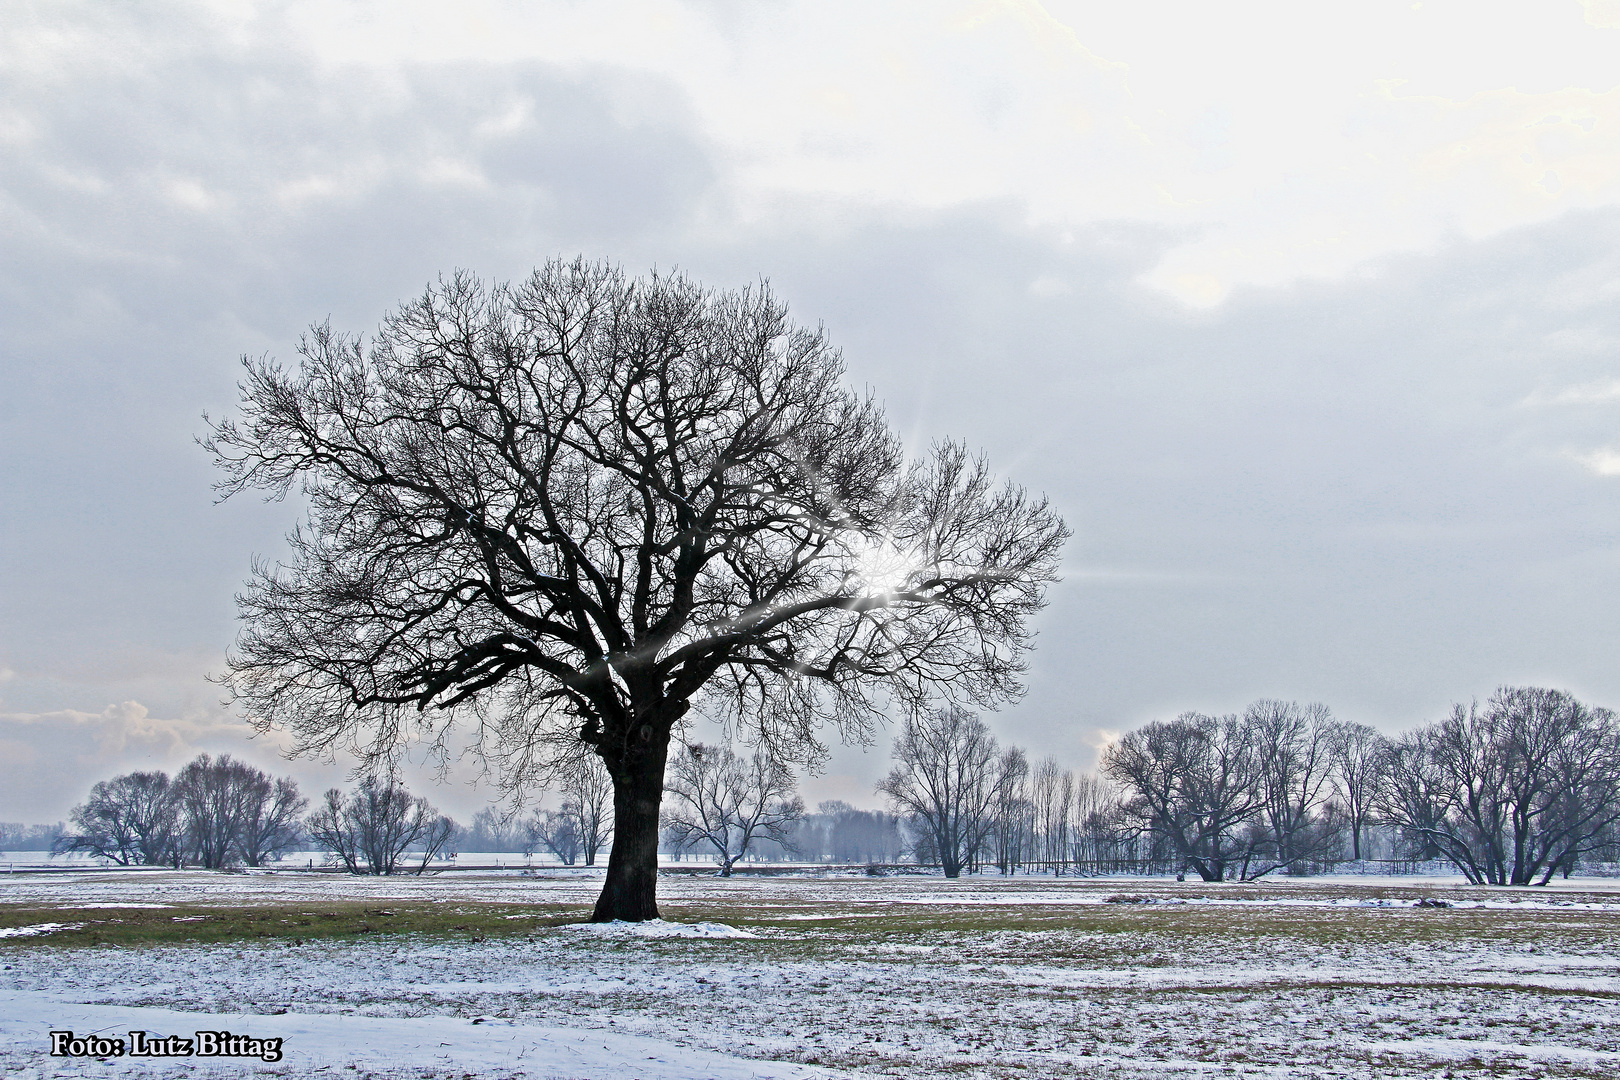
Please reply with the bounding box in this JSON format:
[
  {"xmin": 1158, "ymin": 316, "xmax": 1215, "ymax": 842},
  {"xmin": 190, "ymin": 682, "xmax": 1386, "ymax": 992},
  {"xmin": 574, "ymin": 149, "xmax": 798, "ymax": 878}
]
[
  {"xmin": 307, "ymin": 778, "xmax": 455, "ymax": 875},
  {"xmin": 555, "ymin": 752, "xmax": 614, "ymax": 866},
  {"xmin": 205, "ymin": 258, "xmax": 1067, "ymax": 920},
  {"xmin": 1378, "ymin": 687, "xmax": 1620, "ymax": 885},
  {"xmin": 1102, "ymin": 712, "xmax": 1265, "ymax": 882},
  {"xmin": 234, "ymin": 773, "xmax": 308, "ymax": 867},
  {"xmin": 1031, "ymin": 755, "xmax": 1075, "ymax": 874},
  {"xmin": 1248, "ymin": 700, "xmax": 1341, "ymax": 874},
  {"xmin": 1072, "ymin": 772, "xmax": 1133, "ymax": 871},
  {"xmin": 532, "ymin": 810, "xmax": 583, "ymax": 865},
  {"xmin": 307, "ymin": 788, "xmax": 365, "ymax": 873},
  {"xmin": 173, "ymin": 754, "xmax": 308, "ymax": 869},
  {"xmin": 174, "ymin": 754, "xmax": 246, "ymax": 869},
  {"xmin": 54, "ymin": 771, "xmax": 179, "ymax": 866},
  {"xmin": 662, "ymin": 743, "xmax": 805, "ymax": 876},
  {"xmin": 992, "ymin": 746, "xmax": 1030, "ymax": 874},
  {"xmin": 878, "ymin": 705, "xmax": 1009, "ymax": 878},
  {"xmin": 1377, "ymin": 725, "xmax": 1450, "ymax": 863},
  {"xmin": 1330, "ymin": 721, "xmax": 1388, "ymax": 861}
]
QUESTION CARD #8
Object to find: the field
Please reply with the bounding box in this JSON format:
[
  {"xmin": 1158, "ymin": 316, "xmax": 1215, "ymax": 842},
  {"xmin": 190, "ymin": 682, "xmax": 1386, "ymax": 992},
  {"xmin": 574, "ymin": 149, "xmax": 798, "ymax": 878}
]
[{"xmin": 3, "ymin": 868, "xmax": 1619, "ymax": 1078}]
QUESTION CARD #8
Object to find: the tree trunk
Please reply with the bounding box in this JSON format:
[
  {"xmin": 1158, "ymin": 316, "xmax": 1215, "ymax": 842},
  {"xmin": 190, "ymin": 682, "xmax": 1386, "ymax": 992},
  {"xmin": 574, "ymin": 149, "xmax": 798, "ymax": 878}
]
[
  {"xmin": 939, "ymin": 827, "xmax": 962, "ymax": 878},
  {"xmin": 591, "ymin": 736, "xmax": 669, "ymax": 923}
]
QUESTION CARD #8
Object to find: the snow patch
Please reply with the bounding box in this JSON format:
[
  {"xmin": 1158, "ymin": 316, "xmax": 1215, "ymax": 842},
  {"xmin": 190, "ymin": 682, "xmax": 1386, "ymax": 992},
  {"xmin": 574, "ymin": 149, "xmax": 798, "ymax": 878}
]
[
  {"xmin": 0, "ymin": 922, "xmax": 82, "ymax": 938},
  {"xmin": 565, "ymin": 918, "xmax": 760, "ymax": 938},
  {"xmin": 0, "ymin": 989, "xmax": 838, "ymax": 1079}
]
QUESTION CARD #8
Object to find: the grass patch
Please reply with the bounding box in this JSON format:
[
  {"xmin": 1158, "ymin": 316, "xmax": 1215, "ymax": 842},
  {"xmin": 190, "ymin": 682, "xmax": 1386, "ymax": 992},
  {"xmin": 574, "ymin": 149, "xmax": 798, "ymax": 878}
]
[{"xmin": 0, "ymin": 899, "xmax": 590, "ymax": 948}]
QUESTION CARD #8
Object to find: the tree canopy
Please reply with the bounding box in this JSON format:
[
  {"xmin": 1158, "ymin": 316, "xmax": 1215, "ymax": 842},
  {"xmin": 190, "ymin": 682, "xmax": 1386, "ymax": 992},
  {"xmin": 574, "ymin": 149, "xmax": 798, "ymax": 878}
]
[{"xmin": 207, "ymin": 257, "xmax": 1068, "ymax": 919}]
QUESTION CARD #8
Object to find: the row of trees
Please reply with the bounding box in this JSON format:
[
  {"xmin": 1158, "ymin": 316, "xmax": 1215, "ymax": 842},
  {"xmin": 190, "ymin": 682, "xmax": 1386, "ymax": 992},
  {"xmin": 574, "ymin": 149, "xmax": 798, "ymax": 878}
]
[
  {"xmin": 53, "ymin": 685, "xmax": 1611, "ymax": 886},
  {"xmin": 862, "ymin": 686, "xmax": 1620, "ymax": 886},
  {"xmin": 0, "ymin": 822, "xmax": 64, "ymax": 855},
  {"xmin": 54, "ymin": 754, "xmax": 308, "ymax": 868},
  {"xmin": 876, "ymin": 706, "xmax": 1143, "ymax": 877},
  {"xmin": 1099, "ymin": 687, "xmax": 1620, "ymax": 885},
  {"xmin": 51, "ymin": 755, "xmax": 459, "ymax": 874},
  {"xmin": 457, "ymin": 755, "xmax": 616, "ymax": 866},
  {"xmin": 49, "ymin": 750, "xmax": 614, "ymax": 874}
]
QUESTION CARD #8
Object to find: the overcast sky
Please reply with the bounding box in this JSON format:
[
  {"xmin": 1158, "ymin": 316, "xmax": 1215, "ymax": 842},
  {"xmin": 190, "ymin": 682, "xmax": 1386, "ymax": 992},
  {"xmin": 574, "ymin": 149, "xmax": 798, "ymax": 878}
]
[{"xmin": 5, "ymin": 1, "xmax": 1620, "ymax": 824}]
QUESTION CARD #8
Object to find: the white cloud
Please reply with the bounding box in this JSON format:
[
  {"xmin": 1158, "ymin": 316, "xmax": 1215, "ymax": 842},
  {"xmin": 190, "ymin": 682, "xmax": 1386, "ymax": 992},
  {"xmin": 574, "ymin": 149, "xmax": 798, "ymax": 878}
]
[
  {"xmin": 0, "ymin": 702, "xmax": 269, "ymax": 819},
  {"xmin": 1580, "ymin": 1, "xmax": 1620, "ymax": 30},
  {"xmin": 108, "ymin": 2, "xmax": 1620, "ymax": 306},
  {"xmin": 1568, "ymin": 446, "xmax": 1620, "ymax": 476},
  {"xmin": 1525, "ymin": 378, "xmax": 1620, "ymax": 406},
  {"xmin": 0, "ymin": 701, "xmax": 251, "ymax": 764},
  {"xmin": 9, "ymin": 1, "xmax": 1620, "ymax": 819},
  {"xmin": 1083, "ymin": 727, "xmax": 1122, "ymax": 752}
]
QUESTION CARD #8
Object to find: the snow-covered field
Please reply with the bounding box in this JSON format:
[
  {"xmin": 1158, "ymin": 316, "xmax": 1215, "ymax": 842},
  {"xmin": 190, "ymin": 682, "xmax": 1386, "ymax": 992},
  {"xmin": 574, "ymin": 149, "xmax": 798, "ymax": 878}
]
[{"xmin": 4, "ymin": 869, "xmax": 1619, "ymax": 1078}]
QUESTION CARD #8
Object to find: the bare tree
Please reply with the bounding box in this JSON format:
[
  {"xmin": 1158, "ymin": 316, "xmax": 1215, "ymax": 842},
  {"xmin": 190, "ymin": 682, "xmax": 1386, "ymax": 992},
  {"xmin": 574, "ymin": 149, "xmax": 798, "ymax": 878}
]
[
  {"xmin": 1330, "ymin": 721, "xmax": 1388, "ymax": 861},
  {"xmin": 235, "ymin": 774, "xmax": 309, "ymax": 867},
  {"xmin": 307, "ymin": 788, "xmax": 364, "ymax": 873},
  {"xmin": 878, "ymin": 706, "xmax": 1008, "ymax": 878},
  {"xmin": 1378, "ymin": 687, "xmax": 1620, "ymax": 885},
  {"xmin": 206, "ymin": 259, "xmax": 1068, "ymax": 920},
  {"xmin": 555, "ymin": 753, "xmax": 614, "ymax": 866},
  {"xmin": 1102, "ymin": 712, "xmax": 1265, "ymax": 881},
  {"xmin": 532, "ymin": 810, "xmax": 583, "ymax": 865},
  {"xmin": 54, "ymin": 771, "xmax": 179, "ymax": 866},
  {"xmin": 1377, "ymin": 725, "xmax": 1451, "ymax": 863},
  {"xmin": 662, "ymin": 743, "xmax": 805, "ymax": 876},
  {"xmin": 1072, "ymin": 773, "xmax": 1134, "ymax": 872},
  {"xmin": 171, "ymin": 754, "xmax": 307, "ymax": 869},
  {"xmin": 1031, "ymin": 756, "xmax": 1075, "ymax": 874},
  {"xmin": 992, "ymin": 746, "xmax": 1030, "ymax": 874},
  {"xmin": 173, "ymin": 755, "xmax": 242, "ymax": 869},
  {"xmin": 1248, "ymin": 700, "xmax": 1341, "ymax": 874},
  {"xmin": 306, "ymin": 778, "xmax": 455, "ymax": 875}
]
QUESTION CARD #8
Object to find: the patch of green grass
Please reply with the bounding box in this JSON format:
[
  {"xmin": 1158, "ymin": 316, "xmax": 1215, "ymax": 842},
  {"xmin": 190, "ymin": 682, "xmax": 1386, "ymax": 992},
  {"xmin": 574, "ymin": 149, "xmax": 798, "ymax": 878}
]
[
  {"xmin": 0, "ymin": 900, "xmax": 590, "ymax": 948},
  {"xmin": 9, "ymin": 883, "xmax": 1620, "ymax": 961}
]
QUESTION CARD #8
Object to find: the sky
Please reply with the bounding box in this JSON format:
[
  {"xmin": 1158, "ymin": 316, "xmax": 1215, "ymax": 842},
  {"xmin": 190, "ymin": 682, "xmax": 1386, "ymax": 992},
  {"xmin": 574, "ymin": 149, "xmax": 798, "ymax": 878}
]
[{"xmin": 4, "ymin": 0, "xmax": 1620, "ymax": 824}]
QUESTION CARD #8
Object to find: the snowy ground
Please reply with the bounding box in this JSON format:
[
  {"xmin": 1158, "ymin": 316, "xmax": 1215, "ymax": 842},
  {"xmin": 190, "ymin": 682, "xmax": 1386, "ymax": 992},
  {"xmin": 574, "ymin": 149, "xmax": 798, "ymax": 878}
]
[{"xmin": 4, "ymin": 869, "xmax": 1620, "ymax": 1078}]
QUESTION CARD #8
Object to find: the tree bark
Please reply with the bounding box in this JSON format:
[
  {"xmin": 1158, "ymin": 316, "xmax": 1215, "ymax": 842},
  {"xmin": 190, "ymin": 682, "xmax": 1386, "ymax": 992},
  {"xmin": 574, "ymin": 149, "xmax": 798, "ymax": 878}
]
[
  {"xmin": 591, "ymin": 733, "xmax": 671, "ymax": 923},
  {"xmin": 940, "ymin": 828, "xmax": 963, "ymax": 878}
]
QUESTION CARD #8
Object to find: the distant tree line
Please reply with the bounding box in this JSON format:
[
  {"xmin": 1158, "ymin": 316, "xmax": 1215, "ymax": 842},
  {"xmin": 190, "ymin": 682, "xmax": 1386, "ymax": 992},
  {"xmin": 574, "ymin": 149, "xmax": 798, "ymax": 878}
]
[
  {"xmin": 876, "ymin": 705, "xmax": 1153, "ymax": 878},
  {"xmin": 0, "ymin": 821, "xmax": 65, "ymax": 855},
  {"xmin": 53, "ymin": 754, "xmax": 308, "ymax": 868},
  {"xmin": 790, "ymin": 802, "xmax": 908, "ymax": 865},
  {"xmin": 453, "ymin": 754, "xmax": 615, "ymax": 866},
  {"xmin": 45, "ymin": 684, "xmax": 1617, "ymax": 886},
  {"xmin": 49, "ymin": 752, "xmax": 613, "ymax": 874},
  {"xmin": 863, "ymin": 686, "xmax": 1620, "ymax": 886},
  {"xmin": 1100, "ymin": 687, "xmax": 1620, "ymax": 885}
]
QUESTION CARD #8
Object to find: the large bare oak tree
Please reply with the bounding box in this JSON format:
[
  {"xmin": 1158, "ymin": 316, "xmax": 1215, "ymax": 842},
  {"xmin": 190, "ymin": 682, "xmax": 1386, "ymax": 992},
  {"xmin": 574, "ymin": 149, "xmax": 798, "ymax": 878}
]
[{"xmin": 206, "ymin": 258, "xmax": 1067, "ymax": 921}]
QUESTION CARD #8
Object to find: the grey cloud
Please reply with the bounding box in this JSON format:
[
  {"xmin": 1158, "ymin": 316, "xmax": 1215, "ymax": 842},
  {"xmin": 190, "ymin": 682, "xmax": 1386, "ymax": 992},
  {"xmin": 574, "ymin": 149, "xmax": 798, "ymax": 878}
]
[
  {"xmin": 654, "ymin": 202, "xmax": 1620, "ymax": 771},
  {"xmin": 0, "ymin": 19, "xmax": 722, "ymax": 734},
  {"xmin": 6, "ymin": 7, "xmax": 1620, "ymax": 817}
]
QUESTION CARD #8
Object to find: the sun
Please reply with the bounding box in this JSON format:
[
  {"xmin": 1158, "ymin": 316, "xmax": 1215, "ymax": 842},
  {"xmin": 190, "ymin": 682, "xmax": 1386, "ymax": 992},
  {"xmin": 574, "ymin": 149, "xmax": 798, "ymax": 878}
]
[{"xmin": 848, "ymin": 535, "xmax": 915, "ymax": 595}]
